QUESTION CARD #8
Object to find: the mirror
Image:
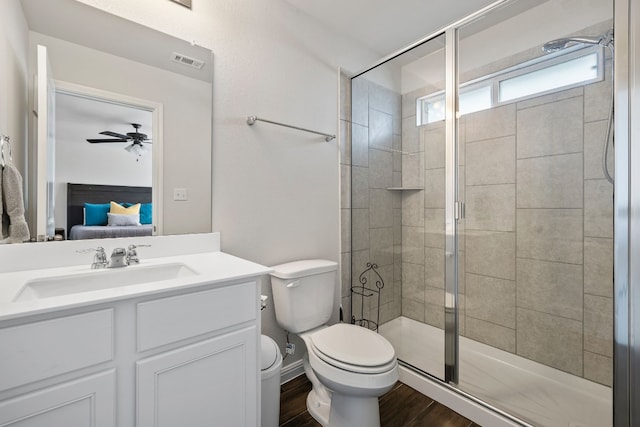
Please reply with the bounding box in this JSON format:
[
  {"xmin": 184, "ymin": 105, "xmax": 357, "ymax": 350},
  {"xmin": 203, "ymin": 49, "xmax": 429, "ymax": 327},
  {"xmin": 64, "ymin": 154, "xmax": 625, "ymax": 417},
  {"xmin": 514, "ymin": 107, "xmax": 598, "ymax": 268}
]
[{"xmin": 16, "ymin": 0, "xmax": 213, "ymax": 242}]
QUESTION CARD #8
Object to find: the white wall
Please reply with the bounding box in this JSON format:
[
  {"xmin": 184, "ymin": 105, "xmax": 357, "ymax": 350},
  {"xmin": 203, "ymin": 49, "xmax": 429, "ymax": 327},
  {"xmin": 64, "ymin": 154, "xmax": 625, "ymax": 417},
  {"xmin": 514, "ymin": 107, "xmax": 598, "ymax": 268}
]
[
  {"xmin": 28, "ymin": 31, "xmax": 212, "ymax": 236},
  {"xmin": 0, "ymin": 0, "xmax": 28, "ymax": 199}
]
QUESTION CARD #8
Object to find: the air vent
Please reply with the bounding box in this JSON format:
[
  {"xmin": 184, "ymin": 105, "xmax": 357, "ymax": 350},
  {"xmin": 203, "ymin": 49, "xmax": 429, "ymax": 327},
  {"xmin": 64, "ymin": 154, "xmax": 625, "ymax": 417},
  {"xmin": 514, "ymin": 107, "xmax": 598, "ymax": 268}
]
[{"xmin": 171, "ymin": 52, "xmax": 205, "ymax": 69}]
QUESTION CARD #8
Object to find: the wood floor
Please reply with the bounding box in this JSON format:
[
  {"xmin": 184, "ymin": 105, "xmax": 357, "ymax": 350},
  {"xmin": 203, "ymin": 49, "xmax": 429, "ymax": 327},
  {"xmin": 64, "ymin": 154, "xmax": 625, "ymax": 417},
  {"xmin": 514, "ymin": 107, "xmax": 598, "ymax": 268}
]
[{"xmin": 279, "ymin": 375, "xmax": 482, "ymax": 427}]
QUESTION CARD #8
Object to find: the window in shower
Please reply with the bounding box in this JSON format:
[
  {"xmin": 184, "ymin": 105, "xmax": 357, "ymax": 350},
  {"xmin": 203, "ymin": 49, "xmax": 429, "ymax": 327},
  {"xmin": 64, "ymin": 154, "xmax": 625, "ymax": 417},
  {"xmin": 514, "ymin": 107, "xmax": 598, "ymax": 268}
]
[
  {"xmin": 498, "ymin": 49, "xmax": 601, "ymax": 101},
  {"xmin": 418, "ymin": 84, "xmax": 491, "ymax": 124},
  {"xmin": 417, "ymin": 45, "xmax": 603, "ymax": 125}
]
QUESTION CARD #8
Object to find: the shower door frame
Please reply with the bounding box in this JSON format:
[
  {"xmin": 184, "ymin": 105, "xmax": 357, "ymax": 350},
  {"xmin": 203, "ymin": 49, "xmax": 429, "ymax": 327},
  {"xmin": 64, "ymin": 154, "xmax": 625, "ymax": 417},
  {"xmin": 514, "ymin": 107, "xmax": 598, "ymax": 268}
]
[
  {"xmin": 350, "ymin": 0, "xmax": 507, "ymax": 385},
  {"xmin": 443, "ymin": 25, "xmax": 459, "ymax": 385},
  {"xmin": 349, "ymin": 0, "xmax": 634, "ymax": 424},
  {"xmin": 614, "ymin": 0, "xmax": 636, "ymax": 426}
]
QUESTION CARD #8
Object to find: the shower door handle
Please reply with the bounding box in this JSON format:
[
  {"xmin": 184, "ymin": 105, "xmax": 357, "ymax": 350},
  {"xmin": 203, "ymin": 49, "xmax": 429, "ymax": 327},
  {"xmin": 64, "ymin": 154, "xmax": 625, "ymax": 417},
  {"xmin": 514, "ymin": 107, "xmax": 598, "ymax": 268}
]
[{"xmin": 455, "ymin": 201, "xmax": 465, "ymax": 220}]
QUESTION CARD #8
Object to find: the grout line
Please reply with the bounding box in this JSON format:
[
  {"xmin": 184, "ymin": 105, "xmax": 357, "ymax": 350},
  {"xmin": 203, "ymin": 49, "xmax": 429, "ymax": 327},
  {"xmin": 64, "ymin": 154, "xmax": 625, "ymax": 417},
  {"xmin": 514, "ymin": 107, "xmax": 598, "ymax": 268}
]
[
  {"xmin": 582, "ymin": 105, "xmax": 586, "ymax": 379},
  {"xmin": 512, "ymin": 107, "xmax": 519, "ymax": 358},
  {"xmin": 514, "ymin": 150, "xmax": 583, "ymax": 161},
  {"xmin": 514, "ymin": 256, "xmax": 583, "ymax": 267},
  {"xmin": 464, "ymin": 134, "xmax": 517, "ymax": 145},
  {"xmin": 465, "ymin": 313, "xmax": 516, "ymax": 331},
  {"xmin": 465, "ymin": 182, "xmax": 516, "ymax": 188}
]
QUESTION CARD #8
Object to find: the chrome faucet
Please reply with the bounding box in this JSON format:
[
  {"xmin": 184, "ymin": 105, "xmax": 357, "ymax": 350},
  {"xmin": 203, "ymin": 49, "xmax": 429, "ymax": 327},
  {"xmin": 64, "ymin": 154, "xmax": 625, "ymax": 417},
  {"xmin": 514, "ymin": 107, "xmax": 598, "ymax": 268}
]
[
  {"xmin": 108, "ymin": 248, "xmax": 128, "ymax": 268},
  {"xmin": 79, "ymin": 244, "xmax": 151, "ymax": 269},
  {"xmin": 126, "ymin": 244, "xmax": 151, "ymax": 265}
]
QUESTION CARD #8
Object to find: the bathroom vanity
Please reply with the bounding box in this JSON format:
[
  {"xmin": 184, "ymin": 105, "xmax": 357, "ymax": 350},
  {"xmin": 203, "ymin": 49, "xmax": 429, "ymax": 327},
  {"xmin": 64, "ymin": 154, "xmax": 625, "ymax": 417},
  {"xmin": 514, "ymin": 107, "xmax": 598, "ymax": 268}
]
[{"xmin": 0, "ymin": 233, "xmax": 271, "ymax": 427}]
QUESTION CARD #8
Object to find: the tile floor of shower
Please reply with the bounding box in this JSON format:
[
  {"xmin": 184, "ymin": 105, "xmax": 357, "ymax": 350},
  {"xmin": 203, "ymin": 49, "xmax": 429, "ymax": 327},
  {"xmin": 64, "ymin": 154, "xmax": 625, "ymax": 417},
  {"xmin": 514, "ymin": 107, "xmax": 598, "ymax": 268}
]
[{"xmin": 379, "ymin": 316, "xmax": 611, "ymax": 427}]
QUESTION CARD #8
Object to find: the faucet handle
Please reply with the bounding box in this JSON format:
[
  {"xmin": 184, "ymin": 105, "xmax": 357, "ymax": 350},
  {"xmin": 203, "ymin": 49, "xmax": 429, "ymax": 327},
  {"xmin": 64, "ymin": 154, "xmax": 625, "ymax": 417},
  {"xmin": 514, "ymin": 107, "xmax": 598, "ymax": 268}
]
[
  {"xmin": 127, "ymin": 244, "xmax": 151, "ymax": 250},
  {"xmin": 77, "ymin": 247, "xmax": 108, "ymax": 269},
  {"xmin": 76, "ymin": 246, "xmax": 105, "ymax": 254},
  {"xmin": 93, "ymin": 247, "xmax": 108, "ymax": 269},
  {"xmin": 126, "ymin": 244, "xmax": 151, "ymax": 264}
]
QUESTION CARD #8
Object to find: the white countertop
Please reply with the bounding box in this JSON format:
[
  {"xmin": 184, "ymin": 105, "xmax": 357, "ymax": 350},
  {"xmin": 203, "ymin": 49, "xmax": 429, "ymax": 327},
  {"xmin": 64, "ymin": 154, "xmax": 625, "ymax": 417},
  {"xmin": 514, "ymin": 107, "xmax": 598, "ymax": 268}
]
[{"xmin": 0, "ymin": 234, "xmax": 272, "ymax": 322}]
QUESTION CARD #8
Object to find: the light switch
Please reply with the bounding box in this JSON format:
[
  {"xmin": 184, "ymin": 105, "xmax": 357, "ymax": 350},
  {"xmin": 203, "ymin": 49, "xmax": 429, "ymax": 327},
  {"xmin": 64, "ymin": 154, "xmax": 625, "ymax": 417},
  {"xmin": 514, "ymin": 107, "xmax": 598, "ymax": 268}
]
[{"xmin": 173, "ymin": 188, "xmax": 188, "ymax": 201}]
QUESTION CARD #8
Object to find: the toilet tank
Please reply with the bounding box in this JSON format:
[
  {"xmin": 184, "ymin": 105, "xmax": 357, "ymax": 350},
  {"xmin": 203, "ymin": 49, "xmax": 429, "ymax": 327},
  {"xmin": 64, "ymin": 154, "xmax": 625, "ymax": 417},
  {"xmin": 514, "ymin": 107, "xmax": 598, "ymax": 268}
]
[{"xmin": 269, "ymin": 259, "xmax": 338, "ymax": 334}]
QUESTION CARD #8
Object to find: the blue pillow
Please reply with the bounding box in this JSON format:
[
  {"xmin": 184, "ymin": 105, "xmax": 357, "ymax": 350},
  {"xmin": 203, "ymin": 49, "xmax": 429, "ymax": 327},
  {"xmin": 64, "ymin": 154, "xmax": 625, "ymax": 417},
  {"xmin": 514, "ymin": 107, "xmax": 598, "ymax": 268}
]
[
  {"xmin": 84, "ymin": 203, "xmax": 111, "ymax": 226},
  {"xmin": 139, "ymin": 203, "xmax": 152, "ymax": 225}
]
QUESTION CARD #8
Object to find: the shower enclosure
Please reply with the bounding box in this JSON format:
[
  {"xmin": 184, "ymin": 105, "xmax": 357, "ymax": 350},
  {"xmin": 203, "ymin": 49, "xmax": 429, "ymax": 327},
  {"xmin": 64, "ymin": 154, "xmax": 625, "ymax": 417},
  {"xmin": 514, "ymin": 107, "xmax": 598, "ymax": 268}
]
[{"xmin": 342, "ymin": 0, "xmax": 620, "ymax": 425}]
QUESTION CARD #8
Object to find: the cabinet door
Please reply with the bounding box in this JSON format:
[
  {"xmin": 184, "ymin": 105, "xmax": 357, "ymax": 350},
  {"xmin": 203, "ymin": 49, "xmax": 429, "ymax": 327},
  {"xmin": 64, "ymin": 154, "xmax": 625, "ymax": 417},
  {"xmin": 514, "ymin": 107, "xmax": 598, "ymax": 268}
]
[
  {"xmin": 0, "ymin": 370, "xmax": 115, "ymax": 427},
  {"xmin": 137, "ymin": 326, "xmax": 258, "ymax": 427}
]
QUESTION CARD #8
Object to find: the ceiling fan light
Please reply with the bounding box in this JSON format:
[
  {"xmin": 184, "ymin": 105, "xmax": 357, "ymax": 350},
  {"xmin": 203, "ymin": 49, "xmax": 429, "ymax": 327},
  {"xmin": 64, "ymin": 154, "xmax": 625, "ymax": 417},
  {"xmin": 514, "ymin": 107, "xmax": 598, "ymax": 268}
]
[{"xmin": 125, "ymin": 143, "xmax": 146, "ymax": 157}]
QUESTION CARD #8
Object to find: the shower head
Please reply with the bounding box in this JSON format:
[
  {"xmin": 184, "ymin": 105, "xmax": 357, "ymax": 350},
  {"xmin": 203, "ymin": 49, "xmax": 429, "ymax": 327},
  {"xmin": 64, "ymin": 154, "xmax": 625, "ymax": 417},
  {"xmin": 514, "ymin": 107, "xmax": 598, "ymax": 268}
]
[
  {"xmin": 543, "ymin": 36, "xmax": 601, "ymax": 52},
  {"xmin": 542, "ymin": 29, "xmax": 614, "ymax": 53}
]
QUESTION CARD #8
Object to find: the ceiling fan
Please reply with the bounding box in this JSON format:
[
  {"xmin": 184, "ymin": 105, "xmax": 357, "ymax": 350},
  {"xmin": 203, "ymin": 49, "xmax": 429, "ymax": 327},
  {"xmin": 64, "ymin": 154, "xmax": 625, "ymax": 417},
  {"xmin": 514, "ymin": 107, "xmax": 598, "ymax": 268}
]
[{"xmin": 86, "ymin": 123, "xmax": 151, "ymax": 157}]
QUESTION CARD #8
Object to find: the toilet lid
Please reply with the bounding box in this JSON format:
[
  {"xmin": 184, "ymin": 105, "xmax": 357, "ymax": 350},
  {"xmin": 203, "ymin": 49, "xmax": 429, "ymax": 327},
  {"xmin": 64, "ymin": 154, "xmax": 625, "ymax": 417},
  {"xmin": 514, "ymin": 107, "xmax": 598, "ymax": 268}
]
[{"xmin": 310, "ymin": 324, "xmax": 395, "ymax": 369}]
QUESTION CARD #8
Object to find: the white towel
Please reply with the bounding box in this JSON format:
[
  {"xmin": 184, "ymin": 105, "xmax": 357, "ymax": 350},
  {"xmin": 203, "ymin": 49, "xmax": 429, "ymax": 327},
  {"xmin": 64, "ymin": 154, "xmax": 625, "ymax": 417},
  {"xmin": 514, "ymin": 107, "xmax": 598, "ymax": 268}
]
[{"xmin": 2, "ymin": 162, "xmax": 30, "ymax": 243}]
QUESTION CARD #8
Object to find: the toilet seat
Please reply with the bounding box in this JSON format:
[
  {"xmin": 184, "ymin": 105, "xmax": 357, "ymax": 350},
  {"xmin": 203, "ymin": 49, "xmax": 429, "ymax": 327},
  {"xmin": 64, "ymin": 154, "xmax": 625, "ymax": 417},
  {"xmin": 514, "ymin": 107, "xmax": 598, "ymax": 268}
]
[{"xmin": 309, "ymin": 324, "xmax": 396, "ymax": 374}]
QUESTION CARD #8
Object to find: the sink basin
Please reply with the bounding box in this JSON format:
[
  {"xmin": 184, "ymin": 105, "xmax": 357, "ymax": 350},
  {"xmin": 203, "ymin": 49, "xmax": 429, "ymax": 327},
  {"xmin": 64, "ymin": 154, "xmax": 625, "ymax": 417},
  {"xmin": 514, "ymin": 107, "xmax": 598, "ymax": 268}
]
[{"xmin": 13, "ymin": 263, "xmax": 198, "ymax": 302}]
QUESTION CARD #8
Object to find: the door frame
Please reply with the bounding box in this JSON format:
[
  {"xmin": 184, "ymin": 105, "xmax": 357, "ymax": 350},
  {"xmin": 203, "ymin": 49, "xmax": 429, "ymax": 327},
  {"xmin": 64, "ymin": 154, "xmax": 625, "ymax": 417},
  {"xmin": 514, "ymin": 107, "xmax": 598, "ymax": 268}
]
[{"xmin": 53, "ymin": 81, "xmax": 164, "ymax": 236}]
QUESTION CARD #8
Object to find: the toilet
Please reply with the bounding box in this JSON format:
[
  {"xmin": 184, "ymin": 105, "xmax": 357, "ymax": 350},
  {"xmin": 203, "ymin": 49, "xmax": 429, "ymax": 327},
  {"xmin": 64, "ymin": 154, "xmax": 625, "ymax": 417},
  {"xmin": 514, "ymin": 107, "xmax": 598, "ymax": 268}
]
[{"xmin": 270, "ymin": 259, "xmax": 398, "ymax": 427}]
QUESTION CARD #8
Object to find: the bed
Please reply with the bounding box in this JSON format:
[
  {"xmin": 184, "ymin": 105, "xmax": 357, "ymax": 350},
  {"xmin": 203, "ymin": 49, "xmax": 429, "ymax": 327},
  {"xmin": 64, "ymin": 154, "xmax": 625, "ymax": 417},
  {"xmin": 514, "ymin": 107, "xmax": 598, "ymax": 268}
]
[{"xmin": 66, "ymin": 183, "xmax": 153, "ymax": 240}]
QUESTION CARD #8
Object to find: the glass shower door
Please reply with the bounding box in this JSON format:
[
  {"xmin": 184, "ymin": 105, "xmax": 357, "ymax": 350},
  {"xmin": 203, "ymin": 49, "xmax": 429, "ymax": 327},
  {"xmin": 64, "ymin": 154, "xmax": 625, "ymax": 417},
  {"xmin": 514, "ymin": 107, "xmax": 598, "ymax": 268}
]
[
  {"xmin": 349, "ymin": 1, "xmax": 615, "ymax": 425},
  {"xmin": 454, "ymin": 1, "xmax": 614, "ymax": 425},
  {"xmin": 350, "ymin": 33, "xmax": 448, "ymax": 382}
]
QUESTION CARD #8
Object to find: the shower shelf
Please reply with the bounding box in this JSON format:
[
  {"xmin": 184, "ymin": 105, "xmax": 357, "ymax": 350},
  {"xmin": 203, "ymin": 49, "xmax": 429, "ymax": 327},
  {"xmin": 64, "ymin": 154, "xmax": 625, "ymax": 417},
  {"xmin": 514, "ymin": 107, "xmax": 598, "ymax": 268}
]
[
  {"xmin": 386, "ymin": 187, "xmax": 424, "ymax": 191},
  {"xmin": 351, "ymin": 262, "xmax": 384, "ymax": 332}
]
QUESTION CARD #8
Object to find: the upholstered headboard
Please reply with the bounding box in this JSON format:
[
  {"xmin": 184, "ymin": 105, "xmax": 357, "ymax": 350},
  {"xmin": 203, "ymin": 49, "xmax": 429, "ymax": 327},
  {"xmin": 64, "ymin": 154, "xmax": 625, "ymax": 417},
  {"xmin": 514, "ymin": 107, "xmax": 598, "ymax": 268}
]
[{"xmin": 66, "ymin": 183, "xmax": 152, "ymax": 233}]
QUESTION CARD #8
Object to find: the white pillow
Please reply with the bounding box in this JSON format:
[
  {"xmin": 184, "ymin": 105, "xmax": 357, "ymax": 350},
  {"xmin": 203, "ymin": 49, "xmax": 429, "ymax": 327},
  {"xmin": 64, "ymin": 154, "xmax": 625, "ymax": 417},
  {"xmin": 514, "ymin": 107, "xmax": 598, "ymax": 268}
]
[{"xmin": 107, "ymin": 213, "xmax": 141, "ymax": 226}]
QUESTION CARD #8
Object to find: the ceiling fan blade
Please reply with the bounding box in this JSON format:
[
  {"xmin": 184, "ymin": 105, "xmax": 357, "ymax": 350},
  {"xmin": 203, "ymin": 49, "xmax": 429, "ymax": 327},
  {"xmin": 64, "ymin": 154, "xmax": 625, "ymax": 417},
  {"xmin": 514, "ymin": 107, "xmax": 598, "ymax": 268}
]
[
  {"xmin": 87, "ymin": 138, "xmax": 128, "ymax": 143},
  {"xmin": 99, "ymin": 131, "xmax": 129, "ymax": 139}
]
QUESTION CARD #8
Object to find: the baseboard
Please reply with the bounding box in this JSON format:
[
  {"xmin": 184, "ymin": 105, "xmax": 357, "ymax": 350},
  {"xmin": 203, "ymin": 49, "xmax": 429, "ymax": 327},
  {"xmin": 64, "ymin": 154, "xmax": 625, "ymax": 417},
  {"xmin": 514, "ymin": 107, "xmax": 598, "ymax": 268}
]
[{"xmin": 280, "ymin": 359, "xmax": 305, "ymax": 384}]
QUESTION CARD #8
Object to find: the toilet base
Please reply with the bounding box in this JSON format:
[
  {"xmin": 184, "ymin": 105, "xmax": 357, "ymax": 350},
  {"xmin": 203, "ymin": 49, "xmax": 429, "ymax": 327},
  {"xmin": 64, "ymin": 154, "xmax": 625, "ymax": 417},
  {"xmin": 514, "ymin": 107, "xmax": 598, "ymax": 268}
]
[
  {"xmin": 303, "ymin": 355, "xmax": 382, "ymax": 427},
  {"xmin": 306, "ymin": 388, "xmax": 331, "ymax": 426},
  {"xmin": 328, "ymin": 394, "xmax": 381, "ymax": 427},
  {"xmin": 303, "ymin": 355, "xmax": 331, "ymax": 426},
  {"xmin": 306, "ymin": 385, "xmax": 382, "ymax": 427}
]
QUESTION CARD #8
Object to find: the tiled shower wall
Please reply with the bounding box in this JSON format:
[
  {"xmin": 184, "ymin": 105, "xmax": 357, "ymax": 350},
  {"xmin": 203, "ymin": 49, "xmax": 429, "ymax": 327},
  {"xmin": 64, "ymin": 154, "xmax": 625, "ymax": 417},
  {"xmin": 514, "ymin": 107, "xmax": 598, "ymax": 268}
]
[
  {"xmin": 400, "ymin": 70, "xmax": 613, "ymax": 386},
  {"xmin": 340, "ymin": 72, "xmax": 403, "ymax": 329},
  {"xmin": 341, "ymin": 38, "xmax": 612, "ymax": 387}
]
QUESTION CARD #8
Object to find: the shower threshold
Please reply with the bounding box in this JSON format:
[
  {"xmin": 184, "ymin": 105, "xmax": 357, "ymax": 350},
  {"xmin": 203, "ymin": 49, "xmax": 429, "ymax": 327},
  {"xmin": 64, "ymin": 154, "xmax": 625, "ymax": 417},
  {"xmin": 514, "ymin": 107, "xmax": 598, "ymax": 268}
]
[{"xmin": 379, "ymin": 316, "xmax": 612, "ymax": 427}]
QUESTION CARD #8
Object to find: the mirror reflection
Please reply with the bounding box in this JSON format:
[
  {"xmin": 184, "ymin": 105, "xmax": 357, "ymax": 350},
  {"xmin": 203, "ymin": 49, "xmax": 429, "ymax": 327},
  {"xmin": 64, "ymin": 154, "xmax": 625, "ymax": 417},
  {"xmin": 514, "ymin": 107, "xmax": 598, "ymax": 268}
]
[
  {"xmin": 57, "ymin": 93, "xmax": 154, "ymax": 240},
  {"xmin": 3, "ymin": 0, "xmax": 213, "ymax": 244}
]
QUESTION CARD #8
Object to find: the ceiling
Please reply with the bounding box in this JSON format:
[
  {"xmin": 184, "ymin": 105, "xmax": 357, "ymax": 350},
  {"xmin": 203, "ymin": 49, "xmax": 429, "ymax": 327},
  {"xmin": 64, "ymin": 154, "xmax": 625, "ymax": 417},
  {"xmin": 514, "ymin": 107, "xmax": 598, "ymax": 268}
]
[
  {"xmin": 56, "ymin": 92, "xmax": 153, "ymax": 155},
  {"xmin": 284, "ymin": 0, "xmax": 498, "ymax": 56}
]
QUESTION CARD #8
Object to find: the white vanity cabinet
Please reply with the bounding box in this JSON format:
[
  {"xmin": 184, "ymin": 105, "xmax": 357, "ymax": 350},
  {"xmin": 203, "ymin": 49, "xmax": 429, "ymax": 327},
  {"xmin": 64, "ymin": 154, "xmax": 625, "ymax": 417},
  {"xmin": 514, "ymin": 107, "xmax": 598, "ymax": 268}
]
[
  {"xmin": 0, "ymin": 278, "xmax": 262, "ymax": 427},
  {"xmin": 0, "ymin": 309, "xmax": 116, "ymax": 427},
  {"xmin": 135, "ymin": 281, "xmax": 259, "ymax": 426},
  {"xmin": 137, "ymin": 327, "xmax": 257, "ymax": 427},
  {"xmin": 0, "ymin": 370, "xmax": 116, "ymax": 427}
]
